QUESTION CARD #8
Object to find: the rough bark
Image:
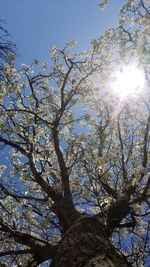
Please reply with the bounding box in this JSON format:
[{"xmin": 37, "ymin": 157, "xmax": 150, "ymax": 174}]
[{"xmin": 51, "ymin": 216, "xmax": 131, "ymax": 267}]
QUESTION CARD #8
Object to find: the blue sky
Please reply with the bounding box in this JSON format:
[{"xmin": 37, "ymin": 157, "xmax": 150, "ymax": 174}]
[{"xmin": 1, "ymin": 0, "xmax": 125, "ymax": 65}]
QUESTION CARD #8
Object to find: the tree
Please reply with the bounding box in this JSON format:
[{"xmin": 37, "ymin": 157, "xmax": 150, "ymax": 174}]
[
  {"xmin": 0, "ymin": 1, "xmax": 150, "ymax": 266},
  {"xmin": 0, "ymin": 20, "xmax": 16, "ymax": 80}
]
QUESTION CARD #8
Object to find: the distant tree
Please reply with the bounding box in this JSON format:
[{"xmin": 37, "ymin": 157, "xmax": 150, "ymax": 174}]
[
  {"xmin": 0, "ymin": 20, "xmax": 16, "ymax": 80},
  {"xmin": 0, "ymin": 1, "xmax": 150, "ymax": 266}
]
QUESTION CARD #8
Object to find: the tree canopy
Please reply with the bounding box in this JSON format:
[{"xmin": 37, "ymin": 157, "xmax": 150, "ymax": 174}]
[
  {"xmin": 0, "ymin": 20, "xmax": 16, "ymax": 81},
  {"xmin": 0, "ymin": 1, "xmax": 150, "ymax": 266}
]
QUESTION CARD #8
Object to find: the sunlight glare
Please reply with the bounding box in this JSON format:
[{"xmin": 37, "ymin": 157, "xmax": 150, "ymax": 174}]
[{"xmin": 112, "ymin": 65, "xmax": 145, "ymax": 99}]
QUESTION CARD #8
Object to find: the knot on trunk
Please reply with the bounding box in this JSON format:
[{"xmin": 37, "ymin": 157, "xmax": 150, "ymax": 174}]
[{"xmin": 107, "ymin": 199, "xmax": 130, "ymax": 231}]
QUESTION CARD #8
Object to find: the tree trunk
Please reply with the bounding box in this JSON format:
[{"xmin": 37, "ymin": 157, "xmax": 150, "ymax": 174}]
[{"xmin": 51, "ymin": 216, "xmax": 131, "ymax": 267}]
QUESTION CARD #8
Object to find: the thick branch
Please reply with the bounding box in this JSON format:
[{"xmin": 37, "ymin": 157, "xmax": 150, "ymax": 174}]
[
  {"xmin": 0, "ymin": 136, "xmax": 27, "ymax": 155},
  {"xmin": 0, "ymin": 183, "xmax": 48, "ymax": 202},
  {"xmin": 52, "ymin": 128, "xmax": 76, "ymax": 214},
  {"xmin": 0, "ymin": 136, "xmax": 62, "ymax": 202},
  {"xmin": 0, "ymin": 136, "xmax": 70, "ymax": 230},
  {"xmin": 98, "ymin": 173, "xmax": 117, "ymax": 199},
  {"xmin": 142, "ymin": 114, "xmax": 150, "ymax": 168},
  {"xmin": 117, "ymin": 116, "xmax": 127, "ymax": 181},
  {"xmin": 0, "ymin": 219, "xmax": 57, "ymax": 263},
  {"xmin": 28, "ymin": 154, "xmax": 62, "ymax": 202},
  {"xmin": 0, "ymin": 218, "xmax": 49, "ymax": 247},
  {"xmin": 106, "ymin": 199, "xmax": 131, "ymax": 234},
  {"xmin": 0, "ymin": 249, "xmax": 31, "ymax": 257}
]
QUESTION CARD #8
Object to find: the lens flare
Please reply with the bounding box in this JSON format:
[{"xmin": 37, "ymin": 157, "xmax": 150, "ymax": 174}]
[{"xmin": 112, "ymin": 65, "xmax": 145, "ymax": 99}]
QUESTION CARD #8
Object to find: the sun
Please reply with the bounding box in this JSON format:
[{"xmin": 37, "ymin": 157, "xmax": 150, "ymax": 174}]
[{"xmin": 111, "ymin": 65, "xmax": 145, "ymax": 99}]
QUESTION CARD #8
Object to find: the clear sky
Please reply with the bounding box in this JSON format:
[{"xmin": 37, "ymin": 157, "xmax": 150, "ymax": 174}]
[{"xmin": 0, "ymin": 0, "xmax": 125, "ymax": 65}]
